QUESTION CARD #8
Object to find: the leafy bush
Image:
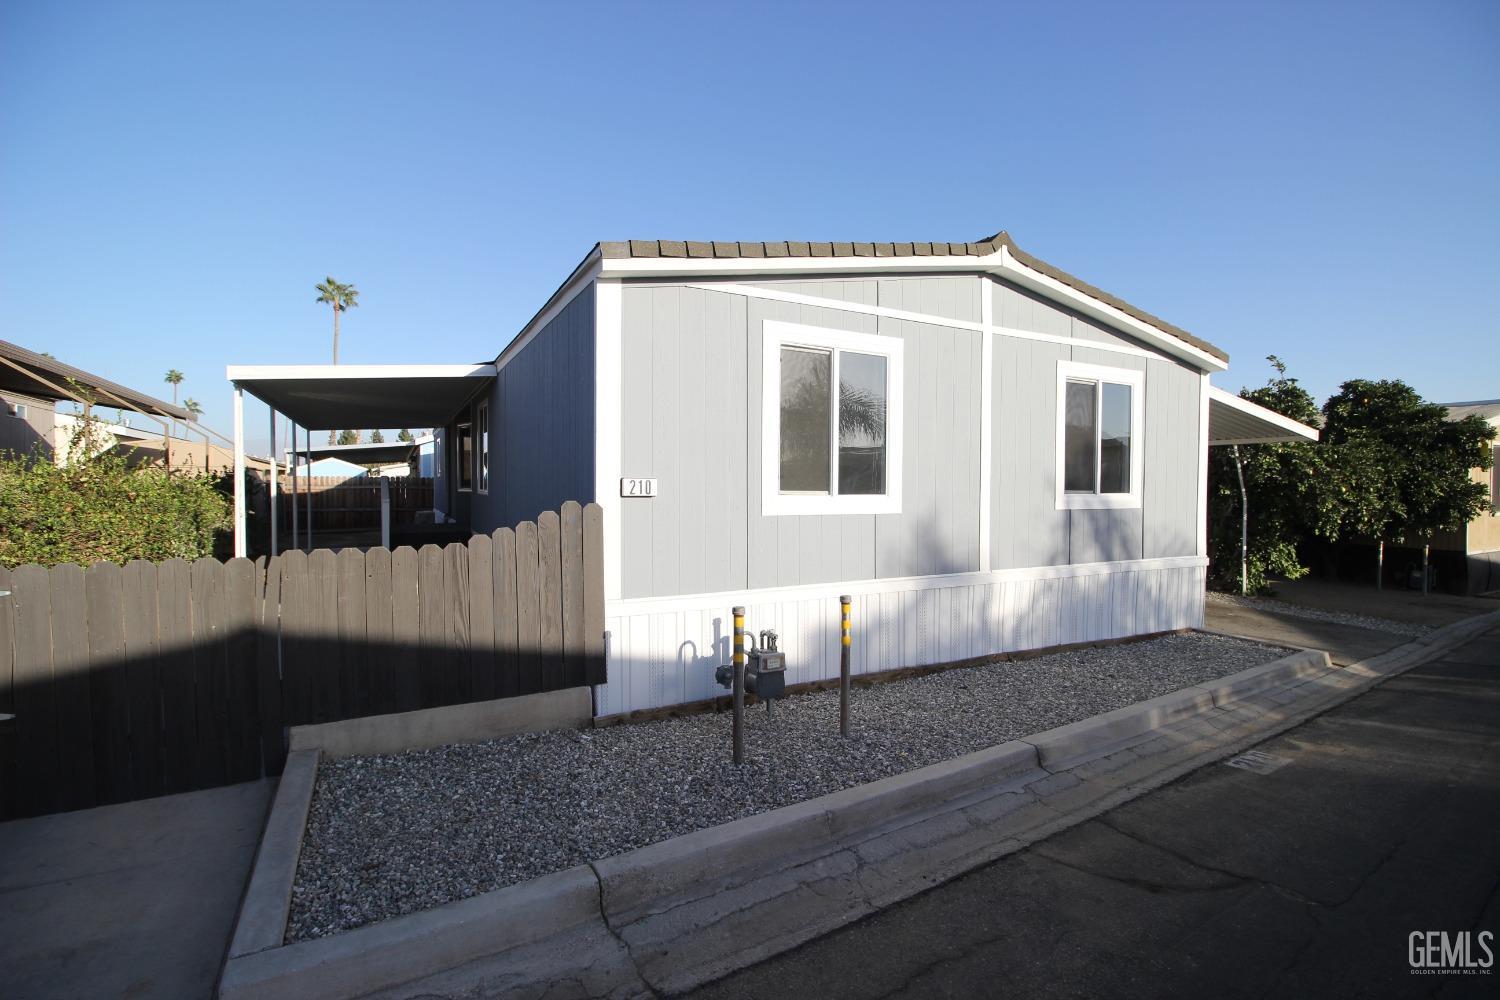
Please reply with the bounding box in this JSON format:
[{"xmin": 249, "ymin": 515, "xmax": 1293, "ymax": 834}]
[{"xmin": 0, "ymin": 428, "xmax": 231, "ymax": 567}]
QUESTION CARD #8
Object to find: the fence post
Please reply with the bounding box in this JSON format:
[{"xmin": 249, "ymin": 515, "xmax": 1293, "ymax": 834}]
[{"xmin": 380, "ymin": 476, "xmax": 391, "ymax": 549}]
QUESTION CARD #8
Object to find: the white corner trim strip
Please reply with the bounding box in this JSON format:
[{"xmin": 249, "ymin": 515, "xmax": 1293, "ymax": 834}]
[
  {"xmin": 605, "ymin": 555, "xmax": 1208, "ymax": 617},
  {"xmin": 979, "ymin": 276, "xmax": 994, "ymax": 573}
]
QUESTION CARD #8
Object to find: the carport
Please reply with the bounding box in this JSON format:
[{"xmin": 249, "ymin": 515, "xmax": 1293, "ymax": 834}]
[
  {"xmin": 1205, "ymin": 384, "xmax": 1321, "ymax": 594},
  {"xmin": 225, "ymin": 364, "xmax": 495, "ymax": 556}
]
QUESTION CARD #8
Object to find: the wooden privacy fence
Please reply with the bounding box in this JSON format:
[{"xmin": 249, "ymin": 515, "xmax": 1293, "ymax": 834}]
[
  {"xmin": 0, "ymin": 501, "xmax": 604, "ymax": 820},
  {"xmin": 278, "ymin": 476, "xmax": 435, "ymax": 530}
]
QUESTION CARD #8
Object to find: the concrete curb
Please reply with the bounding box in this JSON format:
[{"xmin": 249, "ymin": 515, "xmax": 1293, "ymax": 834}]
[
  {"xmin": 227, "ymin": 749, "xmax": 320, "ymax": 960},
  {"xmin": 218, "ymin": 613, "xmax": 1499, "ymax": 999}
]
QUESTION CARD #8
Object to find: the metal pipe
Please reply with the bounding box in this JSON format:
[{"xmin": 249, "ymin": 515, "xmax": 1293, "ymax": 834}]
[
  {"xmin": 305, "ymin": 425, "xmax": 314, "ymax": 551},
  {"xmin": 232, "ymin": 385, "xmax": 245, "ymax": 558},
  {"xmin": 732, "ymin": 605, "xmax": 745, "ymax": 766},
  {"xmin": 268, "ymin": 409, "xmax": 278, "ymax": 557},
  {"xmin": 840, "ymin": 595, "xmax": 852, "ymax": 737},
  {"xmin": 1377, "ymin": 539, "xmax": 1384, "ymax": 591},
  {"xmin": 289, "ymin": 422, "xmax": 299, "ymax": 551},
  {"xmin": 1422, "ymin": 543, "xmax": 1430, "ymax": 596},
  {"xmin": 1232, "ymin": 445, "xmax": 1247, "ymax": 595}
]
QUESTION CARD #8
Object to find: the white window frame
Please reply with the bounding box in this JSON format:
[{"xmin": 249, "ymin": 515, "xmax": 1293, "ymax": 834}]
[
  {"xmin": 761, "ymin": 319, "xmax": 904, "ymax": 517},
  {"xmin": 1055, "ymin": 359, "xmax": 1144, "ymax": 511},
  {"xmin": 476, "ymin": 399, "xmax": 490, "ymax": 494},
  {"xmin": 455, "ymin": 420, "xmax": 473, "ymax": 493}
]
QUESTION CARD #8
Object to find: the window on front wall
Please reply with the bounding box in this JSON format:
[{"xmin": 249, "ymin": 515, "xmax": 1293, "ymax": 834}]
[
  {"xmin": 762, "ymin": 320, "xmax": 903, "ymax": 516},
  {"xmin": 456, "ymin": 421, "xmax": 473, "ymax": 491},
  {"xmin": 476, "ymin": 400, "xmax": 490, "ymax": 494},
  {"xmin": 1057, "ymin": 361, "xmax": 1143, "ymax": 510}
]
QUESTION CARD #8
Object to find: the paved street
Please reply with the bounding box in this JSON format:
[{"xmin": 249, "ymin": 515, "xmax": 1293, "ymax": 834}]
[{"xmin": 692, "ymin": 622, "xmax": 1500, "ymax": 1000}]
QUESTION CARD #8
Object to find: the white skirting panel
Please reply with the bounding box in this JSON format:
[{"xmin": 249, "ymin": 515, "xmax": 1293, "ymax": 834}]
[{"xmin": 594, "ymin": 557, "xmax": 1207, "ymax": 718}]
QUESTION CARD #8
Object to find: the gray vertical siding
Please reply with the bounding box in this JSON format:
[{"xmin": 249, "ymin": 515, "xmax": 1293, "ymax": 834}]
[
  {"xmin": 619, "ymin": 277, "xmax": 984, "ymax": 600},
  {"xmin": 1143, "ymin": 357, "xmax": 1202, "ymax": 558},
  {"xmin": 467, "ymin": 284, "xmax": 596, "ymax": 534},
  {"xmin": 615, "ymin": 273, "xmax": 1203, "ymax": 600},
  {"xmin": 988, "ymin": 277, "xmax": 1202, "ymax": 570}
]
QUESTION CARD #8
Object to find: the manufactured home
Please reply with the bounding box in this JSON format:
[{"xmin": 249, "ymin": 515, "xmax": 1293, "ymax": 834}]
[{"xmin": 229, "ymin": 231, "xmax": 1316, "ymax": 717}]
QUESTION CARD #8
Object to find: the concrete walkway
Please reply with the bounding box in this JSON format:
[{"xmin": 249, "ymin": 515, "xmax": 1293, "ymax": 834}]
[
  {"xmin": 0, "ymin": 779, "xmax": 274, "ymax": 1000},
  {"xmin": 690, "ymin": 622, "xmax": 1500, "ymax": 999}
]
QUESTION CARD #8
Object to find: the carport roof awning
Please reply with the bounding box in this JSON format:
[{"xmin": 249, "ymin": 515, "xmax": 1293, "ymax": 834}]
[
  {"xmin": 292, "ymin": 440, "xmax": 418, "ymax": 464},
  {"xmin": 1208, "ymin": 385, "xmax": 1320, "ymax": 445},
  {"xmin": 227, "ymin": 364, "xmax": 496, "ymax": 430}
]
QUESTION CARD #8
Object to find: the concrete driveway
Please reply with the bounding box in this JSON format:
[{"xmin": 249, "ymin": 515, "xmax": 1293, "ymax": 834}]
[{"xmin": 0, "ymin": 779, "xmax": 274, "ymax": 1000}]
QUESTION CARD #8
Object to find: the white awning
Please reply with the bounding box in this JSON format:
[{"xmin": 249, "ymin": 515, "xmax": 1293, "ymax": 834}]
[
  {"xmin": 226, "ymin": 364, "xmax": 495, "ymax": 430},
  {"xmin": 1208, "ymin": 385, "xmax": 1320, "ymax": 445},
  {"xmin": 289, "ymin": 440, "xmax": 418, "ymax": 465}
]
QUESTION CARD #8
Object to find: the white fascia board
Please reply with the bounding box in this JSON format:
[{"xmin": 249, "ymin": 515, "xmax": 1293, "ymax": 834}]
[
  {"xmin": 226, "ymin": 363, "xmax": 497, "ymax": 381},
  {"xmin": 602, "ymin": 249, "xmax": 1229, "ymax": 374},
  {"xmin": 1208, "ymin": 385, "xmax": 1320, "ymax": 443},
  {"xmin": 994, "ymin": 246, "xmax": 1228, "ymax": 373},
  {"xmin": 599, "ymin": 253, "xmax": 993, "ymax": 278}
]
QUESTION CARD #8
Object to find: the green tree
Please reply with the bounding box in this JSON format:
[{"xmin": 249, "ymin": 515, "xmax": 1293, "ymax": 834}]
[
  {"xmin": 370, "ymin": 429, "xmax": 385, "ymax": 443},
  {"xmin": 397, "ymin": 428, "xmax": 413, "ymax": 443},
  {"xmin": 183, "ymin": 397, "xmax": 203, "ymax": 419},
  {"xmin": 1320, "ymin": 379, "xmax": 1495, "ymax": 582},
  {"xmin": 1207, "ymin": 357, "xmax": 1325, "ymax": 593},
  {"xmin": 337, "ymin": 429, "xmax": 359, "ymax": 446}
]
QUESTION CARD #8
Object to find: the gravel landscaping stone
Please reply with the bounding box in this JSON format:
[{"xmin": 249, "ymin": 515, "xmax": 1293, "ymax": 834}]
[
  {"xmin": 1206, "ymin": 591, "xmax": 1431, "ymax": 637},
  {"xmin": 288, "ymin": 632, "xmax": 1287, "ymax": 942}
]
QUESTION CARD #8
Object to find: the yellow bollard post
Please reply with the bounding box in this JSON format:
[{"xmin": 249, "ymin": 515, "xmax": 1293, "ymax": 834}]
[
  {"xmin": 733, "ymin": 605, "xmax": 746, "ymax": 765},
  {"xmin": 840, "ymin": 595, "xmax": 852, "ymax": 738}
]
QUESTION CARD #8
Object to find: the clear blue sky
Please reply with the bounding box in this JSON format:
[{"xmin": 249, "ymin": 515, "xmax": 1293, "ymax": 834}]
[{"xmin": 3, "ymin": 0, "xmax": 1496, "ymax": 454}]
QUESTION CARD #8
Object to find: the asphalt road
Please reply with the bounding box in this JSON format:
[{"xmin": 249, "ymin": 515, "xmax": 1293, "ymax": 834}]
[{"xmin": 691, "ymin": 622, "xmax": 1500, "ymax": 1000}]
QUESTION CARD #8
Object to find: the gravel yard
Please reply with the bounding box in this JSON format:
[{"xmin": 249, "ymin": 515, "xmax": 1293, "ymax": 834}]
[
  {"xmin": 1206, "ymin": 591, "xmax": 1432, "ymax": 637},
  {"xmin": 288, "ymin": 632, "xmax": 1287, "ymax": 942}
]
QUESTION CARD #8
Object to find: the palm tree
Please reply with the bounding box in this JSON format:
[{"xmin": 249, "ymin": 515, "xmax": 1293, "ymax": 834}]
[
  {"xmin": 183, "ymin": 398, "xmax": 203, "ymax": 419},
  {"xmin": 314, "ymin": 277, "xmax": 360, "ymax": 365},
  {"xmin": 164, "ymin": 369, "xmax": 183, "ymax": 436}
]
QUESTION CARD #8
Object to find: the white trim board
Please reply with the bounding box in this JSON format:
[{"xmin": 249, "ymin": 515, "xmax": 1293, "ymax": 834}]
[
  {"xmin": 678, "ymin": 280, "xmax": 1166, "ymax": 367},
  {"xmin": 226, "ymin": 364, "xmax": 496, "ymax": 381},
  {"xmin": 606, "ymin": 554, "xmax": 1207, "ymax": 617},
  {"xmin": 607, "ymin": 251, "xmax": 1227, "ymax": 373},
  {"xmin": 978, "ymin": 276, "xmax": 995, "ymax": 573}
]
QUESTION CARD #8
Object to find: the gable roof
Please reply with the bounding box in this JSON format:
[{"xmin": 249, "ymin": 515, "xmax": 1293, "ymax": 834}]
[
  {"xmin": 596, "ymin": 230, "xmax": 1228, "ymax": 364},
  {"xmin": 1441, "ymin": 399, "xmax": 1500, "ymax": 423}
]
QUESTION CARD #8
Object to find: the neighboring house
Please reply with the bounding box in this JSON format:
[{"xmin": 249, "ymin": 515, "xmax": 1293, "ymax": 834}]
[
  {"xmin": 1432, "ymin": 400, "xmax": 1500, "ymax": 594},
  {"xmin": 0, "ymin": 340, "xmax": 195, "ymax": 463},
  {"xmin": 230, "ymin": 230, "xmax": 1315, "ymax": 717},
  {"xmin": 0, "ymin": 391, "xmax": 57, "ymax": 460}
]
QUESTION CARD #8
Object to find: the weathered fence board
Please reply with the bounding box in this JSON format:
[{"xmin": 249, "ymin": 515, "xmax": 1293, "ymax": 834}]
[
  {"xmin": 122, "ymin": 560, "xmax": 163, "ymax": 799},
  {"xmin": 276, "ymin": 477, "xmax": 434, "ymax": 531},
  {"xmin": 0, "ymin": 501, "xmax": 606, "ymax": 820},
  {"xmin": 0, "ymin": 565, "xmax": 17, "ymax": 817},
  {"xmin": 493, "ymin": 527, "xmax": 519, "ymax": 700},
  {"xmin": 85, "ymin": 562, "xmax": 130, "ymax": 803}
]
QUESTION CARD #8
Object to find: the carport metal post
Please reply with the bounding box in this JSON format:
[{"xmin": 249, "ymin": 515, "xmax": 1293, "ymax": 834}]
[
  {"xmin": 305, "ymin": 425, "xmax": 314, "ymax": 551},
  {"xmin": 290, "ymin": 421, "xmax": 299, "ymax": 551},
  {"xmin": 380, "ymin": 475, "xmax": 391, "ymax": 548},
  {"xmin": 268, "ymin": 408, "xmax": 278, "ymax": 557},
  {"xmin": 232, "ymin": 384, "xmax": 246, "ymax": 558}
]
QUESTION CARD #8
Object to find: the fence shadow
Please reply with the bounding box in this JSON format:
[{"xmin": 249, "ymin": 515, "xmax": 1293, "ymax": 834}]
[{"xmin": 0, "ymin": 501, "xmax": 604, "ymax": 821}]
